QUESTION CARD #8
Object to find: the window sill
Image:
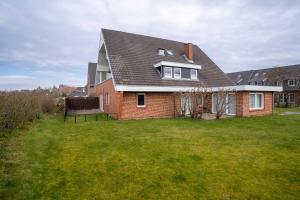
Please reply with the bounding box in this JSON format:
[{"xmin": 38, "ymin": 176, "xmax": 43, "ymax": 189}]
[
  {"xmin": 137, "ymin": 105, "xmax": 146, "ymax": 108},
  {"xmin": 249, "ymin": 108, "xmax": 264, "ymax": 111}
]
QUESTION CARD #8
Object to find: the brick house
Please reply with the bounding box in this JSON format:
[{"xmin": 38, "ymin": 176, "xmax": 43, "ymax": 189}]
[
  {"xmin": 89, "ymin": 29, "xmax": 281, "ymax": 120},
  {"xmin": 227, "ymin": 65, "xmax": 300, "ymax": 107}
]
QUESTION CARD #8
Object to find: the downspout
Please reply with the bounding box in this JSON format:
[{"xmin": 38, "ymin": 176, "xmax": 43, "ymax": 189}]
[{"xmin": 272, "ymin": 92, "xmax": 274, "ymax": 113}]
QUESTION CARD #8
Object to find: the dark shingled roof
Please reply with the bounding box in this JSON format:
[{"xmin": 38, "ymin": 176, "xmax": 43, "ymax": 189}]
[
  {"xmin": 87, "ymin": 62, "xmax": 97, "ymax": 86},
  {"xmin": 227, "ymin": 64, "xmax": 300, "ymax": 86},
  {"xmin": 102, "ymin": 29, "xmax": 233, "ymax": 87}
]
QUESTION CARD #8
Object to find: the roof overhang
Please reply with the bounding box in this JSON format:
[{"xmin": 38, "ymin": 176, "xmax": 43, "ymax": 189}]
[
  {"xmin": 115, "ymin": 84, "xmax": 283, "ymax": 92},
  {"xmin": 153, "ymin": 61, "xmax": 202, "ymax": 70}
]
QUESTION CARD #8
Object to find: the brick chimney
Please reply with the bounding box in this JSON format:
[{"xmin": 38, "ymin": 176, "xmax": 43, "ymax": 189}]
[{"xmin": 184, "ymin": 43, "xmax": 193, "ymax": 60}]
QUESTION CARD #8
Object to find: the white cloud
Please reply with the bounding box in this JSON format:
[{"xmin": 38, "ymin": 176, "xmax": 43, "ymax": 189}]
[{"xmin": 0, "ymin": 0, "xmax": 300, "ymax": 90}]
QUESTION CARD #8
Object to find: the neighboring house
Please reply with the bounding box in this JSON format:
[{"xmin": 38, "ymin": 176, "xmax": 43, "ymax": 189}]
[
  {"xmin": 88, "ymin": 29, "xmax": 281, "ymax": 119},
  {"xmin": 87, "ymin": 62, "xmax": 97, "ymax": 96},
  {"xmin": 227, "ymin": 64, "xmax": 300, "ymax": 107},
  {"xmin": 58, "ymin": 84, "xmax": 77, "ymax": 95},
  {"xmin": 68, "ymin": 87, "xmax": 87, "ymax": 97}
]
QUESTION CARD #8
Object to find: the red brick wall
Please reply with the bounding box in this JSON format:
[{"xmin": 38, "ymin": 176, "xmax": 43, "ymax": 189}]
[
  {"xmin": 120, "ymin": 92, "xmax": 180, "ymax": 120},
  {"xmin": 295, "ymin": 91, "xmax": 300, "ymax": 106},
  {"xmin": 236, "ymin": 92, "xmax": 273, "ymax": 116},
  {"xmin": 96, "ymin": 79, "xmax": 120, "ymax": 118}
]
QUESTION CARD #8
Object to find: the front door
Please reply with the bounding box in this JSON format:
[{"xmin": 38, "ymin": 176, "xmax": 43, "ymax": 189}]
[{"xmin": 100, "ymin": 95, "xmax": 104, "ymax": 112}]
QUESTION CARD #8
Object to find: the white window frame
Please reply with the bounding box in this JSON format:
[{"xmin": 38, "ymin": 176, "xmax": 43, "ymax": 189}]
[
  {"xmin": 137, "ymin": 93, "xmax": 146, "ymax": 108},
  {"xmin": 174, "ymin": 67, "xmax": 181, "ymax": 79},
  {"xmin": 191, "ymin": 69, "xmax": 197, "ymax": 80},
  {"xmin": 249, "ymin": 93, "xmax": 264, "ymax": 110},
  {"xmin": 164, "ymin": 67, "xmax": 172, "ymax": 79},
  {"xmin": 288, "ymin": 80, "xmax": 295, "ymax": 86}
]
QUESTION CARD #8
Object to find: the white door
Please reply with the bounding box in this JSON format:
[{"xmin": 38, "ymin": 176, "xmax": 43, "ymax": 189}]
[
  {"xmin": 181, "ymin": 96, "xmax": 191, "ymax": 115},
  {"xmin": 100, "ymin": 95, "xmax": 104, "ymax": 112},
  {"xmin": 227, "ymin": 94, "xmax": 236, "ymax": 115},
  {"xmin": 212, "ymin": 93, "xmax": 236, "ymax": 115}
]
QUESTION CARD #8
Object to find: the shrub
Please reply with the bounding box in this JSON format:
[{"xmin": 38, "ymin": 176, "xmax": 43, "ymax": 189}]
[{"xmin": 0, "ymin": 90, "xmax": 57, "ymax": 130}]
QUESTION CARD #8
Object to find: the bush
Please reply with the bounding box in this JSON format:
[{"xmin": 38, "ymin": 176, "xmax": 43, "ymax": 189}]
[{"xmin": 0, "ymin": 90, "xmax": 57, "ymax": 130}]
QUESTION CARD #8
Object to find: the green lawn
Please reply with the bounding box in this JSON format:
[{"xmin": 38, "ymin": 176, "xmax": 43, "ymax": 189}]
[{"xmin": 1, "ymin": 113, "xmax": 299, "ymax": 199}]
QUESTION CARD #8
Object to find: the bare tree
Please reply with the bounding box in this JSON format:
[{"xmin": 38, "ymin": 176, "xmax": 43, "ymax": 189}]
[
  {"xmin": 212, "ymin": 88, "xmax": 236, "ymax": 119},
  {"xmin": 174, "ymin": 83, "xmax": 211, "ymax": 119}
]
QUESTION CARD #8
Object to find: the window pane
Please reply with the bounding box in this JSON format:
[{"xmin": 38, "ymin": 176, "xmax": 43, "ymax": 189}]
[
  {"xmin": 164, "ymin": 67, "xmax": 172, "ymax": 78},
  {"xmin": 191, "ymin": 69, "xmax": 197, "ymax": 80},
  {"xmin": 138, "ymin": 94, "xmax": 145, "ymax": 106},
  {"xmin": 250, "ymin": 94, "xmax": 255, "ymax": 108},
  {"xmin": 181, "ymin": 68, "xmax": 191, "ymax": 79},
  {"xmin": 174, "ymin": 68, "xmax": 181, "ymax": 79},
  {"xmin": 256, "ymin": 94, "xmax": 262, "ymax": 107}
]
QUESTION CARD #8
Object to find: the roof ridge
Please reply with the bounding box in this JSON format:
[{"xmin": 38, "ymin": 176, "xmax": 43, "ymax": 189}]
[{"xmin": 101, "ymin": 28, "xmax": 196, "ymax": 47}]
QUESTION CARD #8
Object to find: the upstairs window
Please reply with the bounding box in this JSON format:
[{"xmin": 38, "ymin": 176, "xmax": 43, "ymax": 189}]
[
  {"xmin": 164, "ymin": 67, "xmax": 172, "ymax": 78},
  {"xmin": 174, "ymin": 68, "xmax": 181, "ymax": 79},
  {"xmin": 191, "ymin": 69, "xmax": 197, "ymax": 80},
  {"xmin": 162, "ymin": 66, "xmax": 198, "ymax": 80},
  {"xmin": 137, "ymin": 93, "xmax": 146, "ymax": 107},
  {"xmin": 288, "ymin": 80, "xmax": 295, "ymax": 86},
  {"xmin": 181, "ymin": 68, "xmax": 191, "ymax": 79}
]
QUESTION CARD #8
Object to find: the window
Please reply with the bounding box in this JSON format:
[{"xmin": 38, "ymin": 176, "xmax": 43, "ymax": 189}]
[
  {"xmin": 164, "ymin": 67, "xmax": 172, "ymax": 78},
  {"xmin": 191, "ymin": 69, "xmax": 197, "ymax": 80},
  {"xmin": 257, "ymin": 81, "xmax": 263, "ymax": 86},
  {"xmin": 289, "ymin": 93, "xmax": 295, "ymax": 103},
  {"xmin": 137, "ymin": 93, "xmax": 146, "ymax": 107},
  {"xmin": 166, "ymin": 50, "xmax": 173, "ymax": 56},
  {"xmin": 249, "ymin": 93, "xmax": 264, "ymax": 110},
  {"xmin": 158, "ymin": 48, "xmax": 165, "ymax": 56},
  {"xmin": 181, "ymin": 68, "xmax": 191, "ymax": 79},
  {"xmin": 288, "ymin": 80, "xmax": 295, "ymax": 86},
  {"xmin": 105, "ymin": 93, "xmax": 109, "ymax": 105},
  {"xmin": 174, "ymin": 68, "xmax": 181, "ymax": 79}
]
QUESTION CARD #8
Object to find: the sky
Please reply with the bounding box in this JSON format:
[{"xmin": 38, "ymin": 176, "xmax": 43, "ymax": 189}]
[{"xmin": 0, "ymin": 0, "xmax": 300, "ymax": 90}]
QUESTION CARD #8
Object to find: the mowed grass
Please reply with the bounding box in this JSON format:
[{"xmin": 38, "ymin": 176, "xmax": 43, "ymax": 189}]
[{"xmin": 1, "ymin": 113, "xmax": 299, "ymax": 199}]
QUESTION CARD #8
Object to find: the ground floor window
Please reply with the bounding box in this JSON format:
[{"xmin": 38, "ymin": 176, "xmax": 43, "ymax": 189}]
[
  {"xmin": 289, "ymin": 93, "xmax": 295, "ymax": 103},
  {"xmin": 137, "ymin": 93, "xmax": 146, "ymax": 107},
  {"xmin": 212, "ymin": 93, "xmax": 236, "ymax": 115},
  {"xmin": 249, "ymin": 93, "xmax": 264, "ymax": 110}
]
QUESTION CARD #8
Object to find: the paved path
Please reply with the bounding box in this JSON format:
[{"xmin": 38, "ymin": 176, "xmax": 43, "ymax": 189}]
[{"xmin": 280, "ymin": 112, "xmax": 300, "ymax": 115}]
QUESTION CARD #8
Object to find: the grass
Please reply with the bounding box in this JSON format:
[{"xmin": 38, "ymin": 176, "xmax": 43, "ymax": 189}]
[{"xmin": 1, "ymin": 112, "xmax": 299, "ymax": 199}]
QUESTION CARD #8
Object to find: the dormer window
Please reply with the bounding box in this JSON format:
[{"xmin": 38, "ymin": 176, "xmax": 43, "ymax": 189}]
[
  {"xmin": 174, "ymin": 68, "xmax": 181, "ymax": 79},
  {"xmin": 191, "ymin": 69, "xmax": 197, "ymax": 80},
  {"xmin": 153, "ymin": 61, "xmax": 201, "ymax": 81},
  {"xmin": 288, "ymin": 80, "xmax": 295, "ymax": 86},
  {"xmin": 164, "ymin": 67, "xmax": 172, "ymax": 78},
  {"xmin": 157, "ymin": 48, "xmax": 165, "ymax": 56}
]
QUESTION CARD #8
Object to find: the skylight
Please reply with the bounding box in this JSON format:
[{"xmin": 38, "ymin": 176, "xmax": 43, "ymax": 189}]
[
  {"xmin": 166, "ymin": 50, "xmax": 173, "ymax": 56},
  {"xmin": 157, "ymin": 48, "xmax": 165, "ymax": 56}
]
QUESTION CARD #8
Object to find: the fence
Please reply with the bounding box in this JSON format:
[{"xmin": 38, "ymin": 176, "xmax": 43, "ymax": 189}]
[{"xmin": 65, "ymin": 97, "xmax": 99, "ymax": 111}]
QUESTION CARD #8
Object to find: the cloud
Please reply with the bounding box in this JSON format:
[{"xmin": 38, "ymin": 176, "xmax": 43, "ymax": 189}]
[{"xmin": 0, "ymin": 0, "xmax": 300, "ymax": 90}]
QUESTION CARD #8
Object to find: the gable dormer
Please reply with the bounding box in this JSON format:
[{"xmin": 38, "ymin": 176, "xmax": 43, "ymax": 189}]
[{"xmin": 154, "ymin": 61, "xmax": 201, "ymax": 81}]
